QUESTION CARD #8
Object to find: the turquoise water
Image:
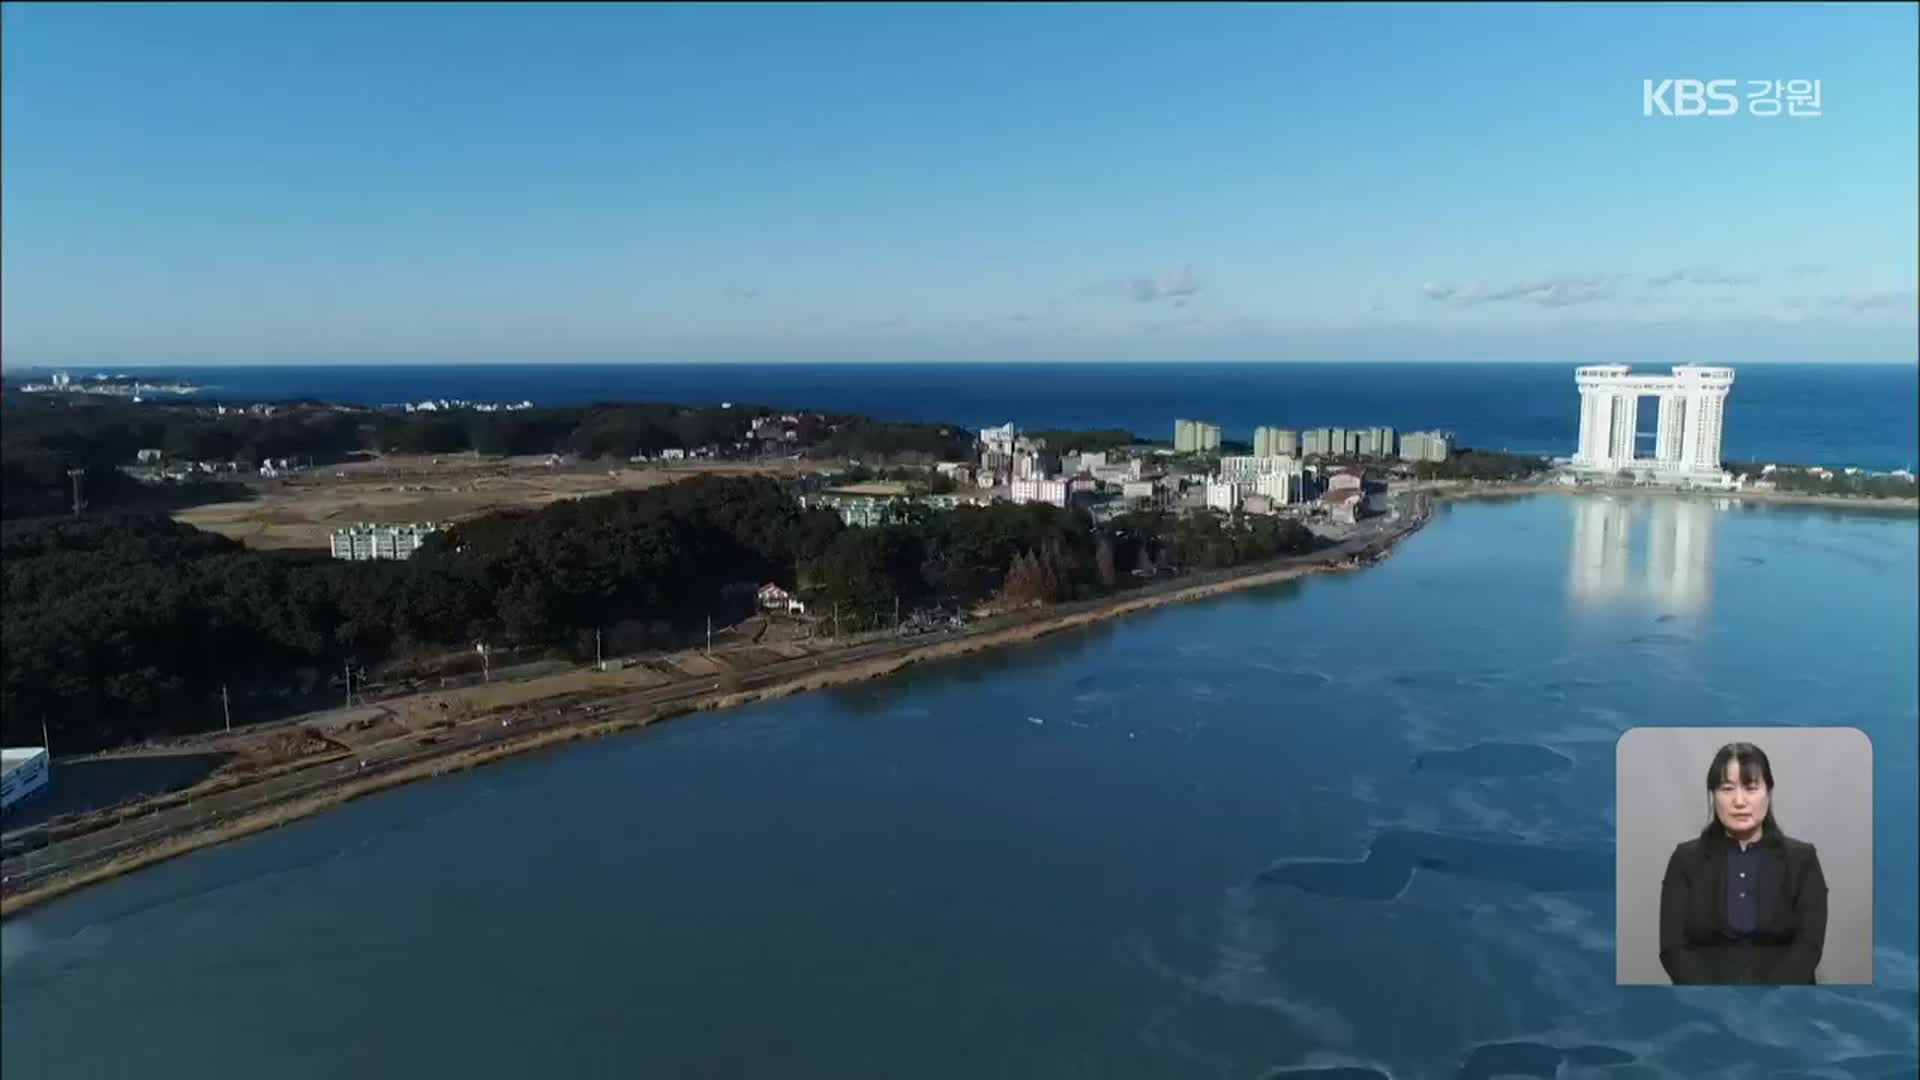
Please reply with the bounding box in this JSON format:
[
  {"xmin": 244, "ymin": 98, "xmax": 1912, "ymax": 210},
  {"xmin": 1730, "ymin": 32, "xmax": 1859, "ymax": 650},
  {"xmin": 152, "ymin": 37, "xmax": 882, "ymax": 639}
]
[{"xmin": 2, "ymin": 495, "xmax": 1915, "ymax": 1079}]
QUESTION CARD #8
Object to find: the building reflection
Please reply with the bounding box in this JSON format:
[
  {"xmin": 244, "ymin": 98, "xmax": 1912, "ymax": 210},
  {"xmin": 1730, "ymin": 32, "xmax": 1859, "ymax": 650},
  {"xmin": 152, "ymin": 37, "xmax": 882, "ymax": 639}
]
[{"xmin": 1568, "ymin": 496, "xmax": 1716, "ymax": 613}]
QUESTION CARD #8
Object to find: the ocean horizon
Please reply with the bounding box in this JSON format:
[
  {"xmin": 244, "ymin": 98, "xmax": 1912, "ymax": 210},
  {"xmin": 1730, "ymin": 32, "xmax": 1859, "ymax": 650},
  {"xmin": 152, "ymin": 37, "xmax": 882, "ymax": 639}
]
[{"xmin": 7, "ymin": 361, "xmax": 1915, "ymax": 472}]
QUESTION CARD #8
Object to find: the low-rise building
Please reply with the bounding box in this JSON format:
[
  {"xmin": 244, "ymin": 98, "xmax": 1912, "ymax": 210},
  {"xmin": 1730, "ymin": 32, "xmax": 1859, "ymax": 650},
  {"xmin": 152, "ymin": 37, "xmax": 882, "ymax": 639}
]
[
  {"xmin": 1325, "ymin": 488, "xmax": 1364, "ymax": 525},
  {"xmin": 2, "ymin": 747, "xmax": 51, "ymax": 814},
  {"xmin": 1010, "ymin": 477, "xmax": 1069, "ymax": 507},
  {"xmin": 331, "ymin": 522, "xmax": 440, "ymax": 561},
  {"xmin": 1327, "ymin": 466, "xmax": 1365, "ymax": 493},
  {"xmin": 920, "ymin": 493, "xmax": 988, "ymax": 511},
  {"xmin": 1218, "ymin": 455, "xmax": 1301, "ymax": 485},
  {"xmin": 803, "ymin": 494, "xmax": 897, "ymax": 527},
  {"xmin": 1253, "ymin": 469, "xmax": 1300, "ymax": 504},
  {"xmin": 1206, "ymin": 480, "xmax": 1240, "ymax": 514},
  {"xmin": 756, "ymin": 583, "xmax": 808, "ymax": 615},
  {"xmin": 935, "ymin": 461, "xmax": 976, "ymax": 488}
]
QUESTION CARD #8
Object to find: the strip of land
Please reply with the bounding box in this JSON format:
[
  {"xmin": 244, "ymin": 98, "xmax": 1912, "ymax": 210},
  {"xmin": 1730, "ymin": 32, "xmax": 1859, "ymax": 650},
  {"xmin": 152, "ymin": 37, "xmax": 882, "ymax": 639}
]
[
  {"xmin": 0, "ymin": 497, "xmax": 1430, "ymax": 917},
  {"xmin": 1407, "ymin": 479, "xmax": 1918, "ymax": 513},
  {"xmin": 9, "ymin": 477, "xmax": 1913, "ymax": 918}
]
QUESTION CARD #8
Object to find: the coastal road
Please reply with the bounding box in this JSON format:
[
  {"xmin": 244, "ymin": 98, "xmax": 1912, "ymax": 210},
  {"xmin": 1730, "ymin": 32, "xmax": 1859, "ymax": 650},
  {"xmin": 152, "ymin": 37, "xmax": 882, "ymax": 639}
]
[{"xmin": 2, "ymin": 498, "xmax": 1428, "ymax": 902}]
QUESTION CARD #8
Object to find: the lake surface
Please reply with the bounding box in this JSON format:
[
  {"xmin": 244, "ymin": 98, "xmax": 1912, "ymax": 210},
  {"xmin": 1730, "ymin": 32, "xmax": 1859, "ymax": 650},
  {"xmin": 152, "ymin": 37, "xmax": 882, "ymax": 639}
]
[{"xmin": 3, "ymin": 494, "xmax": 1916, "ymax": 1080}]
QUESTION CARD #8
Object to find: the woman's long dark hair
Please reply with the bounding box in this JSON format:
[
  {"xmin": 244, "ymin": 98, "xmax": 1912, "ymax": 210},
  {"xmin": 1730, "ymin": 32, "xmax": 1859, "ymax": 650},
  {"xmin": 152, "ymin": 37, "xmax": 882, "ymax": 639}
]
[{"xmin": 1699, "ymin": 741, "xmax": 1786, "ymax": 846}]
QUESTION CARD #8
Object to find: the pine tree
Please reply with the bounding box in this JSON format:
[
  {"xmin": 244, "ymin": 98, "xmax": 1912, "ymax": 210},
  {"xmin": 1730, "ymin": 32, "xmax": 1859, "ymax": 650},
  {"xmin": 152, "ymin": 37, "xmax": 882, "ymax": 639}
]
[{"xmin": 1001, "ymin": 551, "xmax": 1047, "ymax": 608}]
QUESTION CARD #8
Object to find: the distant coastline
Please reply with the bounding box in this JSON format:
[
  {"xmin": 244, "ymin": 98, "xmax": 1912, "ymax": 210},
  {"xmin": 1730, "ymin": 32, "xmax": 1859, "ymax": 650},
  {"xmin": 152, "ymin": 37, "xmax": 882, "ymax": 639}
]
[
  {"xmin": 9, "ymin": 371, "xmax": 200, "ymax": 398},
  {"xmin": 7, "ymin": 361, "xmax": 1911, "ymax": 472}
]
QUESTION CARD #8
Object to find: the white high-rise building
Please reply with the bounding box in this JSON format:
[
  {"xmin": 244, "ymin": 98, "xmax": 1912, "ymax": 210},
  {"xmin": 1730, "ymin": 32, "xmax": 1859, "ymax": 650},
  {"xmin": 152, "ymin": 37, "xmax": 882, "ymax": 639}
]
[{"xmin": 1572, "ymin": 365, "xmax": 1734, "ymax": 480}]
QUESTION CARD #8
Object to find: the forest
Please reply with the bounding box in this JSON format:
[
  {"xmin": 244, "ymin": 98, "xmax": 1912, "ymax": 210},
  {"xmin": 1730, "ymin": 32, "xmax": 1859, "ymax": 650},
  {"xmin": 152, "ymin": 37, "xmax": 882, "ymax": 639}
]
[
  {"xmin": 1, "ymin": 475, "xmax": 1320, "ymax": 753},
  {"xmin": 1401, "ymin": 449, "xmax": 1551, "ymax": 482}
]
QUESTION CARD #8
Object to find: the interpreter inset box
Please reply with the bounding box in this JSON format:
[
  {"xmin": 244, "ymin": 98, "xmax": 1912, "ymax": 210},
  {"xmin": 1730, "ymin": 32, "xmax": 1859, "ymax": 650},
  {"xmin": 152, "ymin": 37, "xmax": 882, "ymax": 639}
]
[{"xmin": 1615, "ymin": 726, "xmax": 1872, "ymax": 986}]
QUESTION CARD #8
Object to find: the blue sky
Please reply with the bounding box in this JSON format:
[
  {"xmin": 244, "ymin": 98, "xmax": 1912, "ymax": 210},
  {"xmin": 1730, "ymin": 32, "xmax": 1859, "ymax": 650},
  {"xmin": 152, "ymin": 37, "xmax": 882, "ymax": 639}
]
[{"xmin": 2, "ymin": 2, "xmax": 1915, "ymax": 365}]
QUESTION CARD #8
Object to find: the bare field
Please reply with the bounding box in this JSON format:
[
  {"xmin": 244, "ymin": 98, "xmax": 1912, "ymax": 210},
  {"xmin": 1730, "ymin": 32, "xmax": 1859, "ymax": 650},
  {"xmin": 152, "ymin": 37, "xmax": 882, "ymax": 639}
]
[
  {"xmin": 381, "ymin": 664, "xmax": 675, "ymax": 729},
  {"xmin": 825, "ymin": 481, "xmax": 911, "ymax": 496},
  {"xmin": 173, "ymin": 454, "xmax": 825, "ymax": 550}
]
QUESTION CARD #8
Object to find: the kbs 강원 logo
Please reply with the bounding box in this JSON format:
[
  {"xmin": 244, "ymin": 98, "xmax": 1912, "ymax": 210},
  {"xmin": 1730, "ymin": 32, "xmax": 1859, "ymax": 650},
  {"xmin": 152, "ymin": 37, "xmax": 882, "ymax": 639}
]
[{"xmin": 1643, "ymin": 78, "xmax": 1823, "ymax": 118}]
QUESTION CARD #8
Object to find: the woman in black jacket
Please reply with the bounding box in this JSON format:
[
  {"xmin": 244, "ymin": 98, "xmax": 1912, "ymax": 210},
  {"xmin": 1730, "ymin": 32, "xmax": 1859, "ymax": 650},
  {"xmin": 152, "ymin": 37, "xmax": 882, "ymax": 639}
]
[{"xmin": 1659, "ymin": 741, "xmax": 1828, "ymax": 985}]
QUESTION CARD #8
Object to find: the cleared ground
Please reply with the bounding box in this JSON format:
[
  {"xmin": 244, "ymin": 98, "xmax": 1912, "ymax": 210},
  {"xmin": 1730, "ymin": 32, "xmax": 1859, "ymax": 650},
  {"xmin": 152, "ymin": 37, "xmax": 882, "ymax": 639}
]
[
  {"xmin": 173, "ymin": 453, "xmax": 826, "ymax": 550},
  {"xmin": 823, "ymin": 481, "xmax": 911, "ymax": 496}
]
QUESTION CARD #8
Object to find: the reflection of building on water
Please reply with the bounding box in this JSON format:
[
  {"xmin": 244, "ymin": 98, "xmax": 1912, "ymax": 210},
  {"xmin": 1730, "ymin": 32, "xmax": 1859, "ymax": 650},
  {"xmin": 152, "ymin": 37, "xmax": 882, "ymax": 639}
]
[
  {"xmin": 1570, "ymin": 496, "xmax": 1634, "ymax": 602},
  {"xmin": 1569, "ymin": 497, "xmax": 1715, "ymax": 612},
  {"xmin": 1643, "ymin": 498, "xmax": 1713, "ymax": 612}
]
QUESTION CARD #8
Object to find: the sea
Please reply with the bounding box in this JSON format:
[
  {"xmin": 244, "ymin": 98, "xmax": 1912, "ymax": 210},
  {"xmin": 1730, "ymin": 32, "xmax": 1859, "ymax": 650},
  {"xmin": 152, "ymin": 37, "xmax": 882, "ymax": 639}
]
[
  {"xmin": 12, "ymin": 362, "xmax": 1917, "ymax": 471},
  {"xmin": 2, "ymin": 494, "xmax": 1916, "ymax": 1080}
]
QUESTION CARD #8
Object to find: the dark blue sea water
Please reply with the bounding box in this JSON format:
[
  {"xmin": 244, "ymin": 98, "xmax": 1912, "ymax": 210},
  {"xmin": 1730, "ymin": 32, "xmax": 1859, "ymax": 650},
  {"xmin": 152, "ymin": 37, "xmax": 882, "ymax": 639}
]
[
  {"xmin": 20, "ymin": 363, "xmax": 1917, "ymax": 472},
  {"xmin": 4, "ymin": 495, "xmax": 1916, "ymax": 1080}
]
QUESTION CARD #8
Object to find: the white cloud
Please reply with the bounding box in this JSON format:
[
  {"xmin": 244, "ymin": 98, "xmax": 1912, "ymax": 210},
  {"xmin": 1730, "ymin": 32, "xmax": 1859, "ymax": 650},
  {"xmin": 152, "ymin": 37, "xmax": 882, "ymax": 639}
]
[
  {"xmin": 1087, "ymin": 264, "xmax": 1203, "ymax": 305},
  {"xmin": 1646, "ymin": 266, "xmax": 1751, "ymax": 288},
  {"xmin": 1784, "ymin": 289, "xmax": 1918, "ymax": 314},
  {"xmin": 1423, "ymin": 273, "xmax": 1625, "ymax": 309}
]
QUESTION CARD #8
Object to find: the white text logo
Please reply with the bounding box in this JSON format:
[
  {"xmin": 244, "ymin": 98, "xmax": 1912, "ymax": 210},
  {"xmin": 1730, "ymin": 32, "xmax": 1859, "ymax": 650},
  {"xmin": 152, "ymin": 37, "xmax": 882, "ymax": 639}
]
[{"xmin": 1643, "ymin": 78, "xmax": 1822, "ymax": 118}]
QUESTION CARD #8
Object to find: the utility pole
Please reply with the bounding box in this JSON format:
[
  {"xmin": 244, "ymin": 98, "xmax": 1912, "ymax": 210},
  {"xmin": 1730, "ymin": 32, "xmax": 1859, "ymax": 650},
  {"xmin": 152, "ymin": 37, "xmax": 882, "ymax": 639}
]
[
  {"xmin": 833, "ymin": 603, "xmax": 840, "ymax": 640},
  {"xmin": 894, "ymin": 595, "xmax": 901, "ymax": 631},
  {"xmin": 706, "ymin": 614, "xmax": 713, "ymax": 656},
  {"xmin": 595, "ymin": 627, "xmax": 603, "ymax": 670},
  {"xmin": 344, "ymin": 660, "xmax": 354, "ymax": 708},
  {"xmin": 222, "ymin": 683, "xmax": 232, "ymax": 733},
  {"xmin": 67, "ymin": 467, "xmax": 86, "ymax": 518}
]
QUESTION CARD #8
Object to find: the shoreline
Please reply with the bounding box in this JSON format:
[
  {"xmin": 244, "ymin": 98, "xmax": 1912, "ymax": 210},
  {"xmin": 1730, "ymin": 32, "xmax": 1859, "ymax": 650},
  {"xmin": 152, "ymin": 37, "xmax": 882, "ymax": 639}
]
[
  {"xmin": 0, "ymin": 507, "xmax": 1426, "ymax": 918},
  {"xmin": 3, "ymin": 482, "xmax": 1910, "ymax": 917},
  {"xmin": 1414, "ymin": 480, "xmax": 1918, "ymax": 514}
]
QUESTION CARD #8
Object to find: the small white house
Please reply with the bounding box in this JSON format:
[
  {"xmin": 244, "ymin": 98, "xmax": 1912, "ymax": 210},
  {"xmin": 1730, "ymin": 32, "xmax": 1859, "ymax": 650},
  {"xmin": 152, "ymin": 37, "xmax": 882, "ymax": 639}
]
[
  {"xmin": 757, "ymin": 583, "xmax": 806, "ymax": 615},
  {"xmin": 757, "ymin": 583, "xmax": 792, "ymax": 610}
]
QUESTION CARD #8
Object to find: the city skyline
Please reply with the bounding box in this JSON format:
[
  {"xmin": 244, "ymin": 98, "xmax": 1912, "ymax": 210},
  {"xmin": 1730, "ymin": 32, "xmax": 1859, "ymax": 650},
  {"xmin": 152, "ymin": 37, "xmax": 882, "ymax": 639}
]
[{"xmin": 3, "ymin": 3, "xmax": 1916, "ymax": 366}]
